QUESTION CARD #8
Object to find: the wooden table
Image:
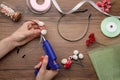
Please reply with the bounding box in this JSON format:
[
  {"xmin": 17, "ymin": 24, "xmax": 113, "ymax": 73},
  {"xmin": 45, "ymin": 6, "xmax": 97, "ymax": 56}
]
[{"xmin": 0, "ymin": 0, "xmax": 120, "ymax": 80}]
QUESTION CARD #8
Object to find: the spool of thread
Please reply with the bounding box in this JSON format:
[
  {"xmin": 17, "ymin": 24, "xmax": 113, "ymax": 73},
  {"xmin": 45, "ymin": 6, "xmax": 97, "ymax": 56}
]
[
  {"xmin": 26, "ymin": 0, "xmax": 51, "ymax": 14},
  {"xmin": 0, "ymin": 3, "xmax": 21, "ymax": 22}
]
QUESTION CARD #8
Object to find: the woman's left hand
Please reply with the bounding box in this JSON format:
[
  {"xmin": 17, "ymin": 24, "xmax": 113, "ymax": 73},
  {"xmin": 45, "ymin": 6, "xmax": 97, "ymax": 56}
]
[{"xmin": 10, "ymin": 20, "xmax": 41, "ymax": 46}]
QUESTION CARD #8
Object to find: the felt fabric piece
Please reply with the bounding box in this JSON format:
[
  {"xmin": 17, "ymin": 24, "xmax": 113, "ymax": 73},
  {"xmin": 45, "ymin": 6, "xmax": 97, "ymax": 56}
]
[{"xmin": 89, "ymin": 43, "xmax": 120, "ymax": 80}]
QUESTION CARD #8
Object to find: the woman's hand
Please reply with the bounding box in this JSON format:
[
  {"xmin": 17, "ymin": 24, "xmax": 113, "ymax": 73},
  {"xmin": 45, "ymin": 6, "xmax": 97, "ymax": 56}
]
[
  {"xmin": 10, "ymin": 20, "xmax": 41, "ymax": 46},
  {"xmin": 0, "ymin": 20, "xmax": 41, "ymax": 59},
  {"xmin": 35, "ymin": 55, "xmax": 59, "ymax": 80}
]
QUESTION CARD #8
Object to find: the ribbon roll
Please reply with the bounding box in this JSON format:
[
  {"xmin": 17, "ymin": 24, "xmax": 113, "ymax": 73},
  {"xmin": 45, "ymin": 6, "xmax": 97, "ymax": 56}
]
[{"xmin": 26, "ymin": 0, "xmax": 51, "ymax": 14}]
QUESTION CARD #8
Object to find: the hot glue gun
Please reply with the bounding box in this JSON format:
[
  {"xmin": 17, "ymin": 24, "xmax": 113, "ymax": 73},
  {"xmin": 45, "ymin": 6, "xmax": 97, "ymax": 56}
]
[
  {"xmin": 34, "ymin": 35, "xmax": 60, "ymax": 76},
  {"xmin": 42, "ymin": 36, "xmax": 60, "ymax": 70}
]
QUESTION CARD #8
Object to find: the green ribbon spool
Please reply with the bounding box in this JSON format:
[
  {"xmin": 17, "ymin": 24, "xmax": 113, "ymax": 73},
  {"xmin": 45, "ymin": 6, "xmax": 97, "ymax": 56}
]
[{"xmin": 101, "ymin": 17, "xmax": 120, "ymax": 38}]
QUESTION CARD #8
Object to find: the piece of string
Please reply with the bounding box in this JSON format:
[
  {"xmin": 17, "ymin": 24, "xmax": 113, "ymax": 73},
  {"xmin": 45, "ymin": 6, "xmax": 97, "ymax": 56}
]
[{"xmin": 57, "ymin": 13, "xmax": 92, "ymax": 42}]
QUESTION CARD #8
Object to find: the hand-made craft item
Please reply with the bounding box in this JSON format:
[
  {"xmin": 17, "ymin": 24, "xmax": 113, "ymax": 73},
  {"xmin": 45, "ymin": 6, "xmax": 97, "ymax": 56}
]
[
  {"xmin": 101, "ymin": 17, "xmax": 120, "ymax": 38},
  {"xmin": 86, "ymin": 33, "xmax": 95, "ymax": 47},
  {"xmin": 34, "ymin": 21, "xmax": 60, "ymax": 76},
  {"xmin": 0, "ymin": 3, "xmax": 21, "ymax": 22},
  {"xmin": 57, "ymin": 14, "xmax": 92, "ymax": 42},
  {"xmin": 96, "ymin": 0, "xmax": 111, "ymax": 13},
  {"xmin": 61, "ymin": 50, "xmax": 84, "ymax": 69}
]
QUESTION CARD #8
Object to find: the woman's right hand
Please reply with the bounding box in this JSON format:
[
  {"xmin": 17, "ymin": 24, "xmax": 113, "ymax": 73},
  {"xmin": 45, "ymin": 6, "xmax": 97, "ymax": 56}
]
[{"xmin": 35, "ymin": 55, "xmax": 59, "ymax": 80}]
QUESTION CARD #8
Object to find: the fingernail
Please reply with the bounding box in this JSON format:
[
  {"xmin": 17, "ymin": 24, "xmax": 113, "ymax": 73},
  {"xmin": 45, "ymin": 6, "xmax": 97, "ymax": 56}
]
[
  {"xmin": 43, "ymin": 55, "xmax": 48, "ymax": 61},
  {"xmin": 34, "ymin": 62, "xmax": 41, "ymax": 69},
  {"xmin": 44, "ymin": 55, "xmax": 48, "ymax": 58},
  {"xmin": 36, "ymin": 30, "xmax": 41, "ymax": 33},
  {"xmin": 38, "ymin": 30, "xmax": 41, "ymax": 32}
]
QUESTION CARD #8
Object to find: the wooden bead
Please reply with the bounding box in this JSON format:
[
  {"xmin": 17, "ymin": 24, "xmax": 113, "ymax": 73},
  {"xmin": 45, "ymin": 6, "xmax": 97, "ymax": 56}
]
[
  {"xmin": 41, "ymin": 29, "xmax": 47, "ymax": 35},
  {"xmin": 38, "ymin": 21, "xmax": 45, "ymax": 26},
  {"xmin": 73, "ymin": 50, "xmax": 79, "ymax": 55},
  {"xmin": 61, "ymin": 58, "xmax": 67, "ymax": 64},
  {"xmin": 78, "ymin": 53, "xmax": 84, "ymax": 59},
  {"xmin": 72, "ymin": 54, "xmax": 78, "ymax": 60}
]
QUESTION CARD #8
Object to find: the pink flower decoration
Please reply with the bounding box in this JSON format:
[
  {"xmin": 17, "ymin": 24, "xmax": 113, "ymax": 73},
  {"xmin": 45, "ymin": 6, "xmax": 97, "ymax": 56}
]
[
  {"xmin": 64, "ymin": 59, "xmax": 72, "ymax": 69},
  {"xmin": 96, "ymin": 0, "xmax": 112, "ymax": 12},
  {"xmin": 85, "ymin": 33, "xmax": 95, "ymax": 47}
]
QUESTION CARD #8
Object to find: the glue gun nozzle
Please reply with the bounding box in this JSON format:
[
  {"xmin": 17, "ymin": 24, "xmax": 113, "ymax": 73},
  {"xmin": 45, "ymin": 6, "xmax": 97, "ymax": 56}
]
[{"xmin": 41, "ymin": 35, "xmax": 46, "ymax": 41}]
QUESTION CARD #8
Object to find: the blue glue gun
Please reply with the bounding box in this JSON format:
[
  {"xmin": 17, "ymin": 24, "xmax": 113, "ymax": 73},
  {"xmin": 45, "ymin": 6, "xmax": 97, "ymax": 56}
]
[
  {"xmin": 42, "ymin": 37, "xmax": 60, "ymax": 70},
  {"xmin": 34, "ymin": 36, "xmax": 60, "ymax": 76}
]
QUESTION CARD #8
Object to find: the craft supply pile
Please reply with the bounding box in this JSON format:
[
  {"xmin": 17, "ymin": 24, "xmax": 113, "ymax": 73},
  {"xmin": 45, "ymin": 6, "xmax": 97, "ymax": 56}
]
[{"xmin": 0, "ymin": 0, "xmax": 120, "ymax": 79}]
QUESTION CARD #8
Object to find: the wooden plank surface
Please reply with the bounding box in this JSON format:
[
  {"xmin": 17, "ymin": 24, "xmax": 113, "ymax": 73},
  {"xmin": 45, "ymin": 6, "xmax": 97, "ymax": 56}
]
[{"xmin": 0, "ymin": 0, "xmax": 120, "ymax": 80}]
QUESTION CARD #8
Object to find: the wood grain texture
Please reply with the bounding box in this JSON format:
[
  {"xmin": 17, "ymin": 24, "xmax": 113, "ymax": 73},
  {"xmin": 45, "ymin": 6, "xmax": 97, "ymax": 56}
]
[{"xmin": 0, "ymin": 0, "xmax": 120, "ymax": 80}]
